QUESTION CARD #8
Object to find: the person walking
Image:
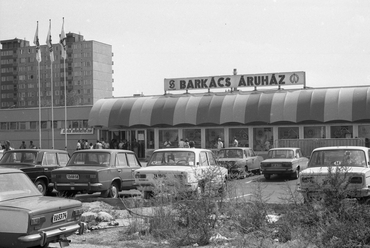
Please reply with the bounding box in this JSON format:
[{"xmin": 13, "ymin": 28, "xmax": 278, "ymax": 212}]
[
  {"xmin": 232, "ymin": 136, "xmax": 239, "ymax": 147},
  {"xmin": 29, "ymin": 141, "xmax": 36, "ymax": 149},
  {"xmin": 76, "ymin": 140, "xmax": 81, "ymax": 150},
  {"xmin": 4, "ymin": 140, "xmax": 14, "ymax": 151}
]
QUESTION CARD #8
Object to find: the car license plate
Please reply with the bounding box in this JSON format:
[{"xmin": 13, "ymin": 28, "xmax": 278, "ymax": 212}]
[
  {"xmin": 67, "ymin": 174, "xmax": 79, "ymax": 180},
  {"xmin": 53, "ymin": 211, "xmax": 67, "ymax": 223}
]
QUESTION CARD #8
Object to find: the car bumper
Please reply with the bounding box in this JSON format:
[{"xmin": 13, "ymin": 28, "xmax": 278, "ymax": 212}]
[
  {"xmin": 18, "ymin": 222, "xmax": 85, "ymax": 246},
  {"xmin": 54, "ymin": 182, "xmax": 105, "ymax": 192}
]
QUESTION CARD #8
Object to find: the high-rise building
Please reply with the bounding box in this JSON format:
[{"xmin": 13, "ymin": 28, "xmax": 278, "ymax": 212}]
[
  {"xmin": 0, "ymin": 33, "xmax": 113, "ymax": 109},
  {"xmin": 0, "ymin": 33, "xmax": 113, "ymax": 151}
]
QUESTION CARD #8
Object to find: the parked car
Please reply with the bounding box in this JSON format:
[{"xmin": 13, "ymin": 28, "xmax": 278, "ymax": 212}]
[
  {"xmin": 0, "ymin": 149, "xmax": 70, "ymax": 195},
  {"xmin": 217, "ymin": 147, "xmax": 263, "ymax": 179},
  {"xmin": 51, "ymin": 149, "xmax": 141, "ymax": 198},
  {"xmin": 134, "ymin": 148, "xmax": 228, "ymax": 199},
  {"xmin": 260, "ymin": 147, "xmax": 309, "ymax": 180},
  {"xmin": 0, "ymin": 168, "xmax": 84, "ymax": 248},
  {"xmin": 298, "ymin": 146, "xmax": 370, "ymax": 203}
]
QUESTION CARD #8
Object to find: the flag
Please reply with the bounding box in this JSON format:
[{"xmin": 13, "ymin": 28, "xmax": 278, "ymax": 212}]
[
  {"xmin": 46, "ymin": 19, "xmax": 54, "ymax": 62},
  {"xmin": 33, "ymin": 22, "xmax": 41, "ymax": 62},
  {"xmin": 60, "ymin": 17, "xmax": 66, "ymax": 59}
]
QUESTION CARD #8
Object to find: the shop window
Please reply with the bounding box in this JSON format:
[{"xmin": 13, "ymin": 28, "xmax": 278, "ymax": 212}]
[
  {"xmin": 253, "ymin": 128, "xmax": 273, "ymax": 151},
  {"xmin": 278, "ymin": 127, "xmax": 299, "ymax": 139},
  {"xmin": 205, "ymin": 128, "xmax": 224, "ymax": 149},
  {"xmin": 331, "ymin": 126, "xmax": 353, "ymax": 138},
  {"xmin": 159, "ymin": 129, "xmax": 178, "ymax": 148},
  {"xmin": 304, "ymin": 126, "xmax": 326, "ymax": 138},
  {"xmin": 183, "ymin": 129, "xmax": 201, "ymax": 148},
  {"xmin": 359, "ymin": 125, "xmax": 370, "ymax": 147},
  {"xmin": 229, "ymin": 128, "xmax": 249, "ymax": 147}
]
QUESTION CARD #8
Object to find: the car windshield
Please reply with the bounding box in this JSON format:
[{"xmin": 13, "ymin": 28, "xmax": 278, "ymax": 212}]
[
  {"xmin": 68, "ymin": 152, "xmax": 111, "ymax": 166},
  {"xmin": 0, "ymin": 151, "xmax": 37, "ymax": 164},
  {"xmin": 0, "ymin": 172, "xmax": 41, "ymax": 201},
  {"xmin": 308, "ymin": 149, "xmax": 367, "ymax": 168},
  {"xmin": 148, "ymin": 151, "xmax": 195, "ymax": 166},
  {"xmin": 218, "ymin": 149, "xmax": 243, "ymax": 158},
  {"xmin": 267, "ymin": 150, "xmax": 294, "ymax": 159}
]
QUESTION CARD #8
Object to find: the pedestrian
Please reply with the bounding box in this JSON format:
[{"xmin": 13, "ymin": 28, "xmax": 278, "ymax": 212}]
[
  {"xmin": 233, "ymin": 136, "xmax": 239, "ymax": 147},
  {"xmin": 178, "ymin": 138, "xmax": 186, "ymax": 148},
  {"xmin": 184, "ymin": 139, "xmax": 190, "ymax": 148},
  {"xmin": 189, "ymin": 141, "xmax": 195, "ymax": 148},
  {"xmin": 4, "ymin": 140, "xmax": 14, "ymax": 151},
  {"xmin": 94, "ymin": 140, "xmax": 103, "ymax": 149},
  {"xmin": 76, "ymin": 140, "xmax": 81, "ymax": 150},
  {"xmin": 19, "ymin": 141, "xmax": 26, "ymax": 149},
  {"xmin": 217, "ymin": 138, "xmax": 223, "ymax": 149},
  {"xmin": 29, "ymin": 141, "xmax": 36, "ymax": 149}
]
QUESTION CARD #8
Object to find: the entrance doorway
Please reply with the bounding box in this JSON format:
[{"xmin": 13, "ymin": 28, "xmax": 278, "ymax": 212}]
[{"xmin": 129, "ymin": 130, "xmax": 146, "ymax": 159}]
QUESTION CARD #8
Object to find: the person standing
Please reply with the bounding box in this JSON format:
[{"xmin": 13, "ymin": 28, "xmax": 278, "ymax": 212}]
[
  {"xmin": 4, "ymin": 140, "xmax": 14, "ymax": 151},
  {"xmin": 76, "ymin": 140, "xmax": 81, "ymax": 150},
  {"xmin": 232, "ymin": 136, "xmax": 239, "ymax": 147},
  {"xmin": 19, "ymin": 141, "xmax": 26, "ymax": 149},
  {"xmin": 178, "ymin": 138, "xmax": 185, "ymax": 148},
  {"xmin": 29, "ymin": 141, "xmax": 36, "ymax": 149},
  {"xmin": 217, "ymin": 138, "xmax": 224, "ymax": 149}
]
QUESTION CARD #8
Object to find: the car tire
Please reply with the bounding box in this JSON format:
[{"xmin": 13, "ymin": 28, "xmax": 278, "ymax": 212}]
[
  {"xmin": 264, "ymin": 174, "xmax": 271, "ymax": 180},
  {"xmin": 109, "ymin": 182, "xmax": 119, "ymax": 198},
  {"xmin": 35, "ymin": 180, "xmax": 47, "ymax": 196}
]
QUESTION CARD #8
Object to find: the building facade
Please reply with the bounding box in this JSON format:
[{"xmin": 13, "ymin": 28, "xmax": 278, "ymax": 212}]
[{"xmin": 0, "ymin": 33, "xmax": 113, "ymax": 153}]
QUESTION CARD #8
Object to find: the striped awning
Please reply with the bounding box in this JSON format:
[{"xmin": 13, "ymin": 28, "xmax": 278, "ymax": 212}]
[{"xmin": 88, "ymin": 86, "xmax": 370, "ymax": 128}]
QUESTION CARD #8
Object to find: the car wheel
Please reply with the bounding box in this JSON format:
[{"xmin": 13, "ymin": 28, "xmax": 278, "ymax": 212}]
[
  {"xmin": 264, "ymin": 174, "xmax": 271, "ymax": 180},
  {"xmin": 109, "ymin": 182, "xmax": 119, "ymax": 198},
  {"xmin": 35, "ymin": 180, "xmax": 47, "ymax": 196}
]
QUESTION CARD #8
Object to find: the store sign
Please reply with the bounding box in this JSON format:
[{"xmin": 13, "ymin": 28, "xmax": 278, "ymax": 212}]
[
  {"xmin": 60, "ymin": 128, "xmax": 94, "ymax": 135},
  {"xmin": 164, "ymin": 71, "xmax": 305, "ymax": 91}
]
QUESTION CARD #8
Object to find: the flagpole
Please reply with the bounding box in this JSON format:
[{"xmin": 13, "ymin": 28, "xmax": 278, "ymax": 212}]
[
  {"xmin": 61, "ymin": 17, "xmax": 68, "ymax": 151},
  {"xmin": 47, "ymin": 19, "xmax": 55, "ymax": 149},
  {"xmin": 34, "ymin": 21, "xmax": 42, "ymax": 149}
]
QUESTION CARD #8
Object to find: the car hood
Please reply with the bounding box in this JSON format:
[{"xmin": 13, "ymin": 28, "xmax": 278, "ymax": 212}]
[
  {"xmin": 135, "ymin": 166, "xmax": 197, "ymax": 174},
  {"xmin": 0, "ymin": 195, "xmax": 81, "ymax": 214},
  {"xmin": 52, "ymin": 166, "xmax": 108, "ymax": 173},
  {"xmin": 301, "ymin": 166, "xmax": 370, "ymax": 175}
]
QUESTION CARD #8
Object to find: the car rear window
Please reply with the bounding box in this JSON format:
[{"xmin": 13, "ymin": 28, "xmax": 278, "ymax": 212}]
[
  {"xmin": 68, "ymin": 152, "xmax": 111, "ymax": 166},
  {"xmin": 268, "ymin": 150, "xmax": 294, "ymax": 159},
  {"xmin": 218, "ymin": 149, "xmax": 243, "ymax": 158},
  {"xmin": 308, "ymin": 149, "xmax": 367, "ymax": 168},
  {"xmin": 148, "ymin": 151, "xmax": 195, "ymax": 166}
]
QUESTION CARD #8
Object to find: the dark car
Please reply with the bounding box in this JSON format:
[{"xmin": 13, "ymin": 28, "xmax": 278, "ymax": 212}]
[
  {"xmin": 0, "ymin": 149, "xmax": 70, "ymax": 196},
  {"xmin": 51, "ymin": 149, "xmax": 142, "ymax": 198},
  {"xmin": 217, "ymin": 147, "xmax": 264, "ymax": 179},
  {"xmin": 0, "ymin": 168, "xmax": 84, "ymax": 248},
  {"xmin": 260, "ymin": 147, "xmax": 309, "ymax": 180}
]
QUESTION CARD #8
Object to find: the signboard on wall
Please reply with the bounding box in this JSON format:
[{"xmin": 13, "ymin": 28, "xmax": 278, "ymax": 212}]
[
  {"xmin": 60, "ymin": 128, "xmax": 94, "ymax": 135},
  {"xmin": 164, "ymin": 71, "xmax": 305, "ymax": 92}
]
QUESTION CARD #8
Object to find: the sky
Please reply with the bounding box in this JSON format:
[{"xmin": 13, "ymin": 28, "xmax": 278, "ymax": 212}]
[{"xmin": 1, "ymin": 0, "xmax": 370, "ymax": 97}]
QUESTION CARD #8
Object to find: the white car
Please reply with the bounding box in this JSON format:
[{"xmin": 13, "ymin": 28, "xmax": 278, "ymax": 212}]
[
  {"xmin": 298, "ymin": 146, "xmax": 370, "ymax": 203},
  {"xmin": 134, "ymin": 148, "xmax": 228, "ymax": 199}
]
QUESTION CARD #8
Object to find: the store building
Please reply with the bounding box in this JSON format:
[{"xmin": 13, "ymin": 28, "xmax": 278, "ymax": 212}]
[{"xmin": 88, "ymin": 71, "xmax": 370, "ymax": 159}]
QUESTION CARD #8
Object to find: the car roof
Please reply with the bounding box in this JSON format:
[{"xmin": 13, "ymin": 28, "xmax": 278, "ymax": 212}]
[
  {"xmin": 312, "ymin": 146, "xmax": 369, "ymax": 151},
  {"xmin": 269, "ymin": 147, "xmax": 300, "ymax": 150},
  {"xmin": 72, "ymin": 149, "xmax": 135, "ymax": 153},
  {"xmin": 153, "ymin": 148, "xmax": 212, "ymax": 152},
  {"xmin": 7, "ymin": 149, "xmax": 67, "ymax": 152}
]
